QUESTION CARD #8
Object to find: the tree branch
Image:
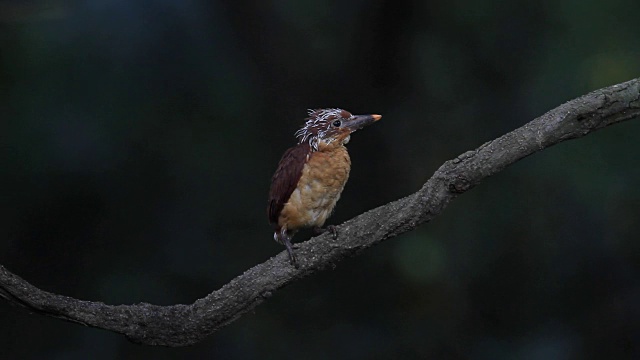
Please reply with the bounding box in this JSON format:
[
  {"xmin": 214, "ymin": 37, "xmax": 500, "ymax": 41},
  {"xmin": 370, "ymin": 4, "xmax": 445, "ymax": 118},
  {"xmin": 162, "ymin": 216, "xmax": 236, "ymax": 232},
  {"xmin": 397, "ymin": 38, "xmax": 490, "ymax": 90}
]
[{"xmin": 1, "ymin": 78, "xmax": 639, "ymax": 346}]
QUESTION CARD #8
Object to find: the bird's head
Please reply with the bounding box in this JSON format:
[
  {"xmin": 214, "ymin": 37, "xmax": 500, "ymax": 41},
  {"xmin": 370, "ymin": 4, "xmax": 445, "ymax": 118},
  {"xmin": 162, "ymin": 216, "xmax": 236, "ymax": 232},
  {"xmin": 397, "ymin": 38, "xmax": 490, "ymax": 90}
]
[{"xmin": 295, "ymin": 108, "xmax": 381, "ymax": 151}]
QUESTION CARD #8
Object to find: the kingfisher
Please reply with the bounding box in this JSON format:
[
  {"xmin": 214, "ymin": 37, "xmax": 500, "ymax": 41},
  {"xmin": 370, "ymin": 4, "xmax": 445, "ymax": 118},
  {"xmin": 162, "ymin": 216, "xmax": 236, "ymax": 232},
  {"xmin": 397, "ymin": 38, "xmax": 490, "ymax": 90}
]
[{"xmin": 268, "ymin": 108, "xmax": 382, "ymax": 267}]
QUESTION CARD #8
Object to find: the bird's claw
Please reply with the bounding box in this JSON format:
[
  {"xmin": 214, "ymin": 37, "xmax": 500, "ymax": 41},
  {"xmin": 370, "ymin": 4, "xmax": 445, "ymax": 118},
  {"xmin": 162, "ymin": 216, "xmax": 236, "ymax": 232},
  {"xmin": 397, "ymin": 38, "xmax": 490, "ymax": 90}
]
[
  {"xmin": 313, "ymin": 225, "xmax": 338, "ymax": 240},
  {"xmin": 327, "ymin": 225, "xmax": 338, "ymax": 240},
  {"xmin": 283, "ymin": 238, "xmax": 299, "ymax": 268}
]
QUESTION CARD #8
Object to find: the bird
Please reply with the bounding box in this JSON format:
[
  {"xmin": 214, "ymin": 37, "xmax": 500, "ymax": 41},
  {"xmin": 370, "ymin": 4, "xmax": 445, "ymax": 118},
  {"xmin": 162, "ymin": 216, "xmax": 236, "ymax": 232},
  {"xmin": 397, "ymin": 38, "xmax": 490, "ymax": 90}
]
[{"xmin": 268, "ymin": 108, "xmax": 382, "ymax": 267}]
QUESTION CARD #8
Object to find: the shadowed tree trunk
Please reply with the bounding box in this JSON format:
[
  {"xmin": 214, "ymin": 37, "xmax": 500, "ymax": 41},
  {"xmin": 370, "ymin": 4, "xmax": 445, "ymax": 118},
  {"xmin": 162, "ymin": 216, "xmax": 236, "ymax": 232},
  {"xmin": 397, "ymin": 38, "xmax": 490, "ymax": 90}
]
[{"xmin": 1, "ymin": 78, "xmax": 639, "ymax": 346}]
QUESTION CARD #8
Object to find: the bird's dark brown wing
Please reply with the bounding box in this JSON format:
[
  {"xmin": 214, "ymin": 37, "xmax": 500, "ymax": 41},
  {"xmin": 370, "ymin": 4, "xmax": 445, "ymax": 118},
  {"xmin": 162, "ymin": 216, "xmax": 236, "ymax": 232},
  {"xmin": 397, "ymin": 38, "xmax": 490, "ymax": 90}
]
[{"xmin": 268, "ymin": 142, "xmax": 310, "ymax": 226}]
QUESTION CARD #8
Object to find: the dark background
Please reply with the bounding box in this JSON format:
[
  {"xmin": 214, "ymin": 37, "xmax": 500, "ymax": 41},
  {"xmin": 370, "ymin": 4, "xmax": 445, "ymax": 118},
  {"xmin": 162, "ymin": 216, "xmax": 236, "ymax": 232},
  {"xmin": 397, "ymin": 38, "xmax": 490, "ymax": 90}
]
[{"xmin": 1, "ymin": 0, "xmax": 640, "ymax": 359}]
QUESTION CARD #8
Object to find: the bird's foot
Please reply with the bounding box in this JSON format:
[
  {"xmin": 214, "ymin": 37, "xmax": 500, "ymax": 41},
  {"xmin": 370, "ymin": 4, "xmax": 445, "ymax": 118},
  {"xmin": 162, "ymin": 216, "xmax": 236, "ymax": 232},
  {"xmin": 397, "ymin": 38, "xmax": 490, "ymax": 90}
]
[
  {"xmin": 282, "ymin": 237, "xmax": 299, "ymax": 269},
  {"xmin": 313, "ymin": 225, "xmax": 338, "ymax": 240}
]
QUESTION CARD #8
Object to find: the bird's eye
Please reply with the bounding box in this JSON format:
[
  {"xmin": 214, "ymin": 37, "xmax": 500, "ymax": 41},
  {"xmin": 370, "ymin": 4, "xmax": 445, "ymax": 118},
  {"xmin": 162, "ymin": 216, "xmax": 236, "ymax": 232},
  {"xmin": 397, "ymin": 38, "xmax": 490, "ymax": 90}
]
[{"xmin": 332, "ymin": 120, "xmax": 341, "ymax": 127}]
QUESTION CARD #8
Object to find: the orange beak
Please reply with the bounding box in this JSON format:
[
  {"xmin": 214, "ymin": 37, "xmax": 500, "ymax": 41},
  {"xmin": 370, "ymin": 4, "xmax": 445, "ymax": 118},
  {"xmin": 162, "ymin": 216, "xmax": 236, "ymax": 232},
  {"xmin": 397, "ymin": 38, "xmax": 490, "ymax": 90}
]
[{"xmin": 345, "ymin": 114, "xmax": 382, "ymax": 133}]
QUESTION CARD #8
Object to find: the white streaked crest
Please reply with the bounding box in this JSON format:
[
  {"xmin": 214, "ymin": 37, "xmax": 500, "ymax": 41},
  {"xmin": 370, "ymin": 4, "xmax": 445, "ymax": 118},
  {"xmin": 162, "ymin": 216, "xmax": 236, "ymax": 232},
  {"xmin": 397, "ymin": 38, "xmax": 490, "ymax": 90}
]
[{"xmin": 294, "ymin": 108, "xmax": 350, "ymax": 151}]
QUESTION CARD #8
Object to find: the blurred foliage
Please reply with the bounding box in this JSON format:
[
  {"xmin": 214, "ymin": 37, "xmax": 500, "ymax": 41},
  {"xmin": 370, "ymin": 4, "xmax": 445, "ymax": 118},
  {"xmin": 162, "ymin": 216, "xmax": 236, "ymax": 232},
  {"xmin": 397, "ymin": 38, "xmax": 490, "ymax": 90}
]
[{"xmin": 1, "ymin": 0, "xmax": 640, "ymax": 359}]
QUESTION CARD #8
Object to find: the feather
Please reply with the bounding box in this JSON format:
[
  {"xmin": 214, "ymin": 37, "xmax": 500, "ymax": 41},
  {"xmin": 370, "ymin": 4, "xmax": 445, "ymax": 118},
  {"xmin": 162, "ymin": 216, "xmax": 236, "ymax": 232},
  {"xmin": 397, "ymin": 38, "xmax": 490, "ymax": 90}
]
[{"xmin": 267, "ymin": 142, "xmax": 311, "ymax": 227}]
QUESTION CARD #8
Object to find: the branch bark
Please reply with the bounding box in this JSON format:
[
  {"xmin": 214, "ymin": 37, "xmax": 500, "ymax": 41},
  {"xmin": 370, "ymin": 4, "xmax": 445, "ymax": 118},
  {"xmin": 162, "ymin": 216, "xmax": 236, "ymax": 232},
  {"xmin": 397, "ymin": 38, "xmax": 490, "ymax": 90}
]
[{"xmin": 2, "ymin": 78, "xmax": 640, "ymax": 346}]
